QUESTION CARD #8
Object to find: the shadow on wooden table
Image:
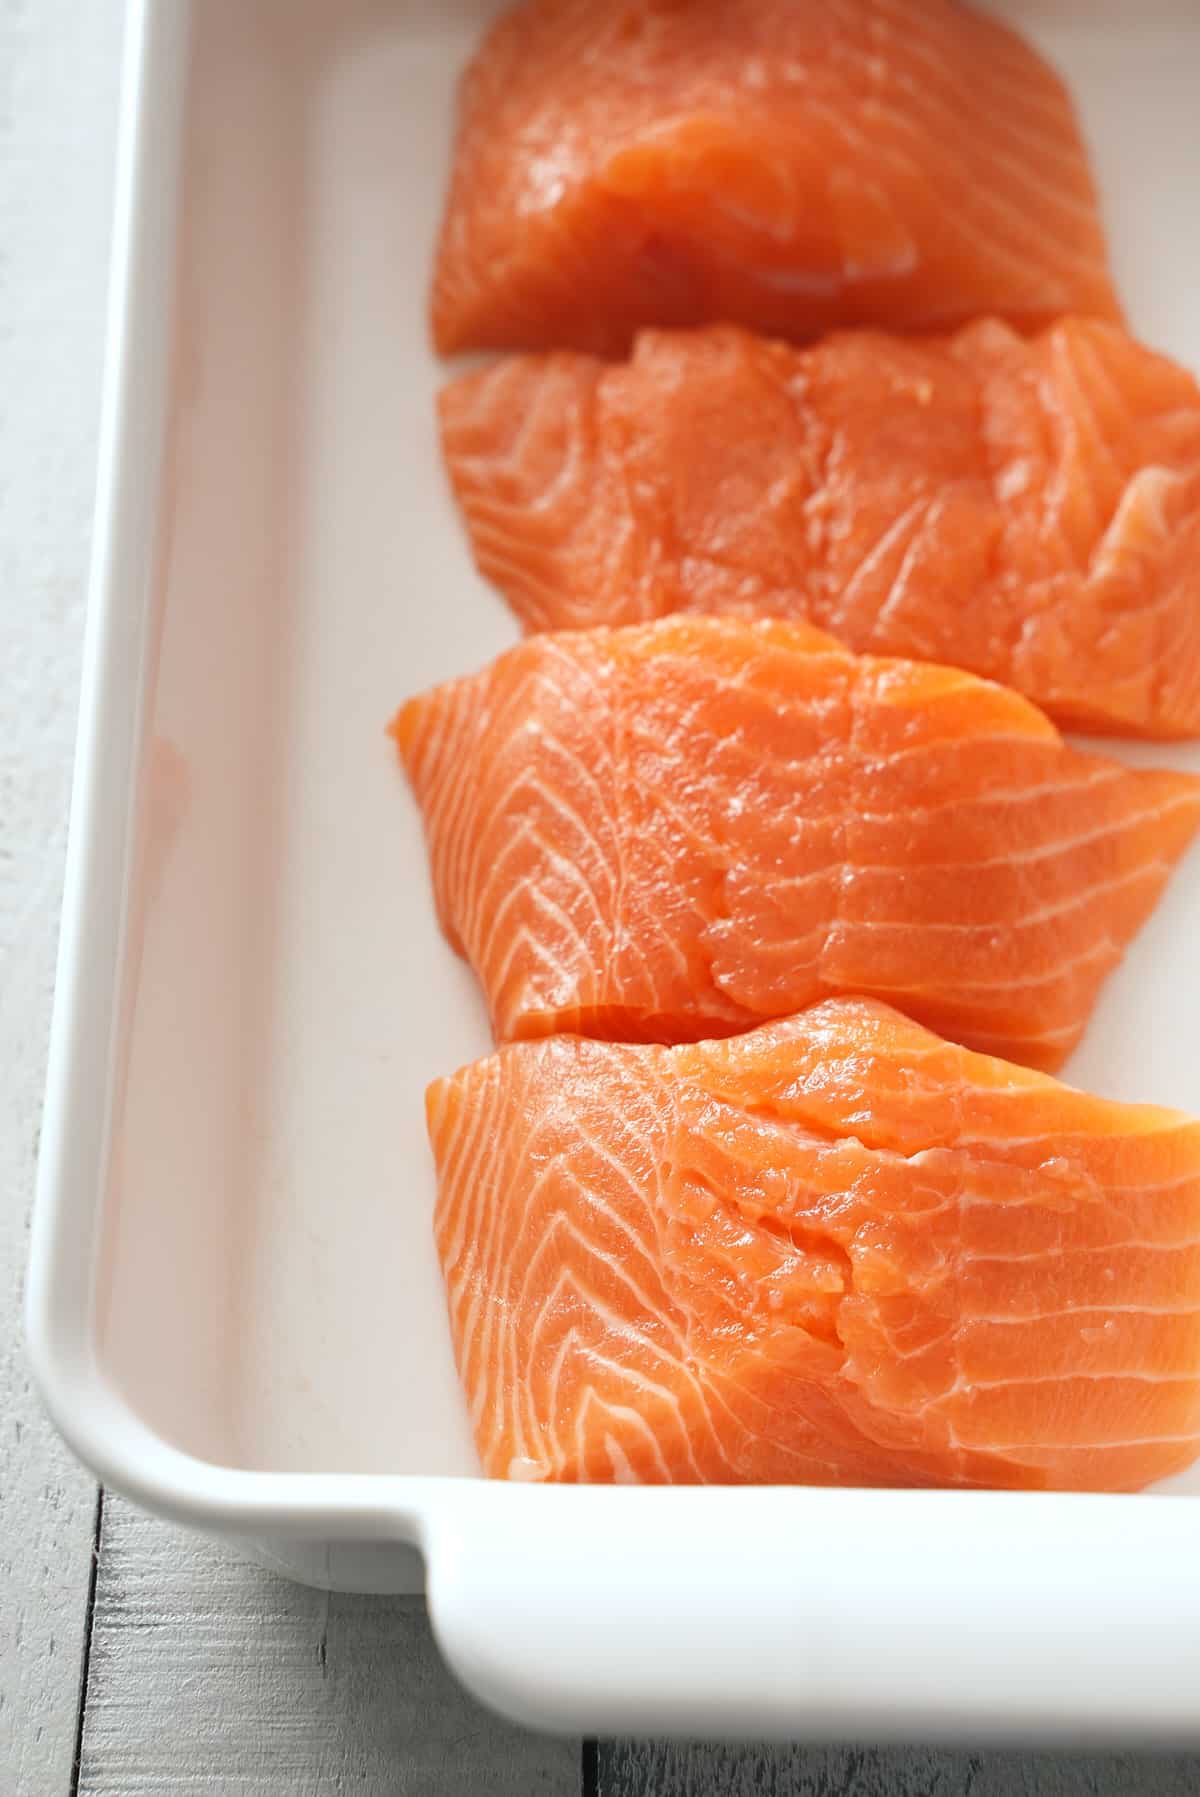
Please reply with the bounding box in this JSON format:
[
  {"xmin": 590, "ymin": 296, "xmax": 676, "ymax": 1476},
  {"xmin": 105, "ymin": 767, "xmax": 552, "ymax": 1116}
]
[{"xmin": 595, "ymin": 1738, "xmax": 1200, "ymax": 1796}]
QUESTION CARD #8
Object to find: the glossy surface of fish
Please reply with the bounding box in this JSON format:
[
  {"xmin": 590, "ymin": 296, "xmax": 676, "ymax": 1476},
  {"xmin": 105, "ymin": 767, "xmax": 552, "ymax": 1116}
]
[
  {"xmin": 440, "ymin": 319, "xmax": 1200, "ymax": 738},
  {"xmin": 394, "ymin": 617, "xmax": 1200, "ymax": 1068},
  {"xmin": 428, "ymin": 1000, "xmax": 1200, "ymax": 1489}
]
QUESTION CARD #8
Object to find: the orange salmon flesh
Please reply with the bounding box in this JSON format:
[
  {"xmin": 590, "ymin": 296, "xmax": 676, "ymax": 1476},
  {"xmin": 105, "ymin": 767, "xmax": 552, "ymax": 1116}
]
[
  {"xmin": 439, "ymin": 319, "xmax": 1200, "ymax": 739},
  {"xmin": 427, "ymin": 1000, "xmax": 1200, "ymax": 1491},
  {"xmin": 432, "ymin": 0, "xmax": 1121, "ymax": 356},
  {"xmin": 394, "ymin": 617, "xmax": 1200, "ymax": 1071}
]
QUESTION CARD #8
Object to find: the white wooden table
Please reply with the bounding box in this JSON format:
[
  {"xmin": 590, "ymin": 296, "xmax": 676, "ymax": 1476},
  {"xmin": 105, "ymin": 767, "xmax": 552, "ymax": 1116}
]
[{"xmin": 3, "ymin": 6, "xmax": 1199, "ymax": 1792}]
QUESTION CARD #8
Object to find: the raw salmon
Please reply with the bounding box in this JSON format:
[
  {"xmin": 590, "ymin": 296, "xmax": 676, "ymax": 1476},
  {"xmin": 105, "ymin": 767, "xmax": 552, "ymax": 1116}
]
[
  {"xmin": 393, "ymin": 617, "xmax": 1200, "ymax": 1070},
  {"xmin": 431, "ymin": 0, "xmax": 1121, "ymax": 357},
  {"xmin": 439, "ymin": 318, "xmax": 1200, "ymax": 739},
  {"xmin": 427, "ymin": 998, "xmax": 1200, "ymax": 1490}
]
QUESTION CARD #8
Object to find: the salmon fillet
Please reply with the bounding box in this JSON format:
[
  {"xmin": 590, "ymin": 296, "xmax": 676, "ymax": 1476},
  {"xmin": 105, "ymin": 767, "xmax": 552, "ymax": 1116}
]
[
  {"xmin": 431, "ymin": 0, "xmax": 1120, "ymax": 357},
  {"xmin": 393, "ymin": 617, "xmax": 1200, "ymax": 1070},
  {"xmin": 427, "ymin": 999, "xmax": 1200, "ymax": 1490},
  {"xmin": 439, "ymin": 318, "xmax": 1200, "ymax": 739}
]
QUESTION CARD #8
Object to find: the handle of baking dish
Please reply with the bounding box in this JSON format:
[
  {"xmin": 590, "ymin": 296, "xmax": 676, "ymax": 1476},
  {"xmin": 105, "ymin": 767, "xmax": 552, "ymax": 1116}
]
[{"xmin": 425, "ymin": 1484, "xmax": 1200, "ymax": 1742}]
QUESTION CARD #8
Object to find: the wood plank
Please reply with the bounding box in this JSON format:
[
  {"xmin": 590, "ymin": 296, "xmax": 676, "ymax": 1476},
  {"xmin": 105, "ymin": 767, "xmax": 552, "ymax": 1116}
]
[
  {"xmin": 597, "ymin": 1739, "xmax": 1200, "ymax": 1796},
  {"xmin": 0, "ymin": 0, "xmax": 126, "ymax": 1790},
  {"xmin": 77, "ymin": 1497, "xmax": 580, "ymax": 1796}
]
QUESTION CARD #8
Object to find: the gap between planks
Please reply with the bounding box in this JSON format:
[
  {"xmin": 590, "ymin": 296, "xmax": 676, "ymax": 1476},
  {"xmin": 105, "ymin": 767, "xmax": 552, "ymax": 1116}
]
[{"xmin": 68, "ymin": 1487, "xmax": 104, "ymax": 1797}]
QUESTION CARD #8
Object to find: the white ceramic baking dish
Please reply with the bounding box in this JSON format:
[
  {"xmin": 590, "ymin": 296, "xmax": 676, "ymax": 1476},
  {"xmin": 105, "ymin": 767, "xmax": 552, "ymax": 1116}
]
[{"xmin": 26, "ymin": 0, "xmax": 1200, "ymax": 1745}]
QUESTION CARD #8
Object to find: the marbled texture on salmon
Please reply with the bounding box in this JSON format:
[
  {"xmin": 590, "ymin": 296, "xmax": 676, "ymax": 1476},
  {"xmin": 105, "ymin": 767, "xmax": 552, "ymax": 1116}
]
[
  {"xmin": 439, "ymin": 318, "xmax": 1200, "ymax": 739},
  {"xmin": 392, "ymin": 617, "xmax": 1200, "ymax": 1071},
  {"xmin": 431, "ymin": 0, "xmax": 1120, "ymax": 356},
  {"xmin": 427, "ymin": 1000, "xmax": 1200, "ymax": 1490}
]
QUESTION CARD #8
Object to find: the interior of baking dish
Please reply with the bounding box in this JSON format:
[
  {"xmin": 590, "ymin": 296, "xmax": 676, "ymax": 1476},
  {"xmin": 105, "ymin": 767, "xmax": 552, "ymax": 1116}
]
[{"xmin": 90, "ymin": 0, "xmax": 1200, "ymax": 1494}]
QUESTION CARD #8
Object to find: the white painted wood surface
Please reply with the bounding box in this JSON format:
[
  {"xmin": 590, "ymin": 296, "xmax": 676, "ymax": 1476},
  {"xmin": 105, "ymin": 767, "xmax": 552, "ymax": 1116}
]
[
  {"xmin": 0, "ymin": 1, "xmax": 124, "ymax": 1790},
  {"xmin": 76, "ymin": 1498, "xmax": 578, "ymax": 1796}
]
